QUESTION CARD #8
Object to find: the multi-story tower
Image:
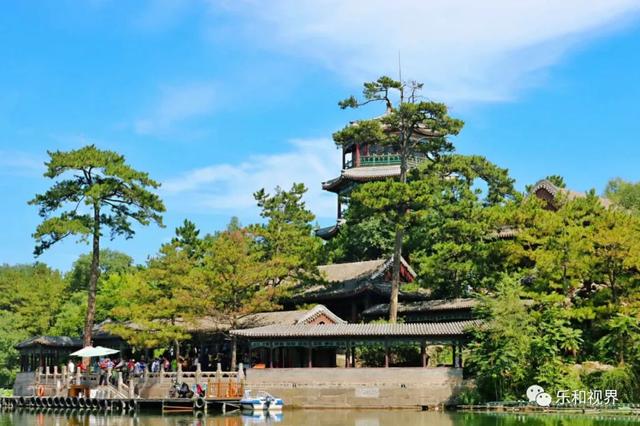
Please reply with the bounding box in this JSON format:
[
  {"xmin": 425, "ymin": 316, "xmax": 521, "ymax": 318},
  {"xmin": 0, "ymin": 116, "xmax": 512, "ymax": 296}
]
[{"xmin": 316, "ymin": 123, "xmax": 435, "ymax": 239}]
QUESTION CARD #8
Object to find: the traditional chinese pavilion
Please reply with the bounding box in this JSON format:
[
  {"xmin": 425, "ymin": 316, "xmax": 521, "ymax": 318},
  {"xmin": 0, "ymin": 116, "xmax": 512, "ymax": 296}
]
[
  {"xmin": 285, "ymin": 256, "xmax": 430, "ymax": 322},
  {"xmin": 317, "ymin": 122, "xmax": 437, "ymax": 239}
]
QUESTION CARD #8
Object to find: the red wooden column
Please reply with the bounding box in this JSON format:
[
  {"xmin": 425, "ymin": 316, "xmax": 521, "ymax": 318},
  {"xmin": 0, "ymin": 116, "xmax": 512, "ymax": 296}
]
[
  {"xmin": 269, "ymin": 346, "xmax": 274, "ymax": 368},
  {"xmin": 355, "ymin": 143, "xmax": 360, "ymax": 166},
  {"xmin": 421, "ymin": 341, "xmax": 427, "ymax": 368},
  {"xmin": 307, "ymin": 343, "xmax": 313, "ymax": 368}
]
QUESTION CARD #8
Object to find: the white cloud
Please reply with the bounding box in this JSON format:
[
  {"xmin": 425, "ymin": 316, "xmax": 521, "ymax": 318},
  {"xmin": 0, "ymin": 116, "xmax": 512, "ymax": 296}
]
[
  {"xmin": 162, "ymin": 139, "xmax": 340, "ymax": 221},
  {"xmin": 211, "ymin": 0, "xmax": 640, "ymax": 103},
  {"xmin": 133, "ymin": 0, "xmax": 196, "ymax": 32},
  {"xmin": 134, "ymin": 82, "xmax": 218, "ymax": 135},
  {"xmin": 0, "ymin": 151, "xmax": 44, "ymax": 177}
]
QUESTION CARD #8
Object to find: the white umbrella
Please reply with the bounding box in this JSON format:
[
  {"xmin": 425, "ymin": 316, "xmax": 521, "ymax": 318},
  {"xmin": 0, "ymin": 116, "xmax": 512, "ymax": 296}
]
[{"xmin": 70, "ymin": 346, "xmax": 120, "ymax": 357}]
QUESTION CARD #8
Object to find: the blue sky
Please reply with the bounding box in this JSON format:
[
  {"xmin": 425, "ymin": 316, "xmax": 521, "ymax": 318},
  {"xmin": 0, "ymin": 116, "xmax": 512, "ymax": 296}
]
[{"xmin": 1, "ymin": 1, "xmax": 640, "ymax": 271}]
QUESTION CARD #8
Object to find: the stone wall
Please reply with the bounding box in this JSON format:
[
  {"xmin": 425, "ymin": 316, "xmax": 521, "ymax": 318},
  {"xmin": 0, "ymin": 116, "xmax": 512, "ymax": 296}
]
[
  {"xmin": 245, "ymin": 367, "xmax": 464, "ymax": 408},
  {"xmin": 13, "ymin": 372, "xmax": 37, "ymax": 396},
  {"xmin": 14, "ymin": 367, "xmax": 465, "ymax": 408}
]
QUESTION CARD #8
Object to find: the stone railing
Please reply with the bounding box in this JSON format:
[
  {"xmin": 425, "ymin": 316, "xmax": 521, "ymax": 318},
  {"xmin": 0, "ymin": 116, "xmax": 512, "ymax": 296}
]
[{"xmin": 31, "ymin": 363, "xmax": 244, "ymax": 399}]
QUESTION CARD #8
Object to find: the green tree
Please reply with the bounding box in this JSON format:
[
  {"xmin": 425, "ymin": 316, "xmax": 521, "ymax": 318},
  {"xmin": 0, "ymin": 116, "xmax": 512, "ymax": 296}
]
[
  {"xmin": 596, "ymin": 310, "xmax": 640, "ymax": 365},
  {"xmin": 172, "ymin": 219, "xmax": 204, "ymax": 260},
  {"xmin": 322, "ymin": 215, "xmax": 394, "ymax": 263},
  {"xmin": 503, "ymin": 194, "xmax": 600, "ymax": 296},
  {"xmin": 405, "ymin": 163, "xmax": 512, "ymax": 297},
  {"xmin": 204, "ymin": 222, "xmax": 273, "ymax": 322},
  {"xmin": 66, "ymin": 249, "xmax": 134, "ymax": 292},
  {"xmin": 0, "ymin": 263, "xmax": 66, "ymax": 386},
  {"xmin": 50, "ymin": 292, "xmax": 87, "ymax": 337},
  {"xmin": 202, "ymin": 224, "xmax": 271, "ymax": 369},
  {"xmin": 29, "ymin": 145, "xmax": 165, "ymax": 346},
  {"xmin": 109, "ymin": 242, "xmax": 204, "ymax": 354},
  {"xmin": 528, "ymin": 296, "xmax": 583, "ymax": 391},
  {"xmin": 591, "ymin": 209, "xmax": 640, "ymax": 303},
  {"xmin": 466, "ymin": 276, "xmax": 533, "ymax": 401},
  {"xmin": 0, "ymin": 311, "xmax": 27, "ymax": 387},
  {"xmin": 604, "ymin": 177, "xmax": 640, "ymax": 214},
  {"xmin": 251, "ymin": 183, "xmax": 322, "ymax": 287},
  {"xmin": 335, "ymin": 76, "xmax": 503, "ymax": 321}
]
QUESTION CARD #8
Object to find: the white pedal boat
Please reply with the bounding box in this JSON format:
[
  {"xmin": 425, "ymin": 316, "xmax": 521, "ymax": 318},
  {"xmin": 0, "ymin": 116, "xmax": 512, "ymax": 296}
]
[{"xmin": 240, "ymin": 390, "xmax": 284, "ymax": 411}]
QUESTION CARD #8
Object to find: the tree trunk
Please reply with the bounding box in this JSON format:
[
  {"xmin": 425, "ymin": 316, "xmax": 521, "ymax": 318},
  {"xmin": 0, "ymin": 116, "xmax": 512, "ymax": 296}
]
[
  {"xmin": 619, "ymin": 337, "xmax": 625, "ymax": 365},
  {"xmin": 174, "ymin": 339, "xmax": 181, "ymax": 365},
  {"xmin": 610, "ymin": 272, "xmax": 617, "ymax": 303},
  {"xmin": 389, "ymin": 150, "xmax": 408, "ymax": 323},
  {"xmin": 389, "ymin": 226, "xmax": 404, "ymax": 323},
  {"xmin": 82, "ymin": 203, "xmax": 101, "ymax": 348},
  {"xmin": 230, "ymin": 335, "xmax": 237, "ymax": 371}
]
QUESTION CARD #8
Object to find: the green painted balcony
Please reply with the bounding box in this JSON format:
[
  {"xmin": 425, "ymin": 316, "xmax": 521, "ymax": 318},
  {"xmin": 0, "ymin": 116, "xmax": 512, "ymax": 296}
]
[{"xmin": 345, "ymin": 154, "xmax": 425, "ymax": 169}]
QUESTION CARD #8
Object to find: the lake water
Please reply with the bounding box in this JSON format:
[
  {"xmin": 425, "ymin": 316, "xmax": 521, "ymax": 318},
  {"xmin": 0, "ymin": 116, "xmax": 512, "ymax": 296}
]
[{"xmin": 2, "ymin": 410, "xmax": 640, "ymax": 425}]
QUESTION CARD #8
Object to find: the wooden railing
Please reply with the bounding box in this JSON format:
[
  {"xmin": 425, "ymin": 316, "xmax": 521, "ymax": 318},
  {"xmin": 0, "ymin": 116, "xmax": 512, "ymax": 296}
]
[{"xmin": 345, "ymin": 154, "xmax": 425, "ymax": 169}]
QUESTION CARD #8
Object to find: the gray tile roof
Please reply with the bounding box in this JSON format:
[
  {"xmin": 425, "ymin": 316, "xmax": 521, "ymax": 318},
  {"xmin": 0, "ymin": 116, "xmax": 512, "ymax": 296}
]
[
  {"xmin": 291, "ymin": 280, "xmax": 430, "ymax": 303},
  {"xmin": 322, "ymin": 165, "xmax": 401, "ymax": 192},
  {"xmin": 318, "ymin": 258, "xmax": 387, "ymax": 283},
  {"xmin": 231, "ymin": 320, "xmax": 480, "ymax": 338},
  {"xmin": 182, "ymin": 305, "xmax": 346, "ymax": 332},
  {"xmin": 315, "ymin": 223, "xmax": 340, "ymax": 239},
  {"xmin": 16, "ymin": 336, "xmax": 82, "ymax": 349},
  {"xmin": 531, "ymin": 179, "xmax": 612, "ymax": 208},
  {"xmin": 292, "ymin": 257, "xmax": 421, "ymax": 302},
  {"xmin": 319, "ymin": 256, "xmax": 417, "ymax": 283},
  {"xmin": 362, "ymin": 298, "xmax": 478, "ymax": 316}
]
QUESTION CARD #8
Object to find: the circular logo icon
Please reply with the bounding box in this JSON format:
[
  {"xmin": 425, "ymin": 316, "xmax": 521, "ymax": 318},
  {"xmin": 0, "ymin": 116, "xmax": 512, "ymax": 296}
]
[
  {"xmin": 535, "ymin": 392, "xmax": 552, "ymax": 407},
  {"xmin": 526, "ymin": 385, "xmax": 544, "ymax": 402}
]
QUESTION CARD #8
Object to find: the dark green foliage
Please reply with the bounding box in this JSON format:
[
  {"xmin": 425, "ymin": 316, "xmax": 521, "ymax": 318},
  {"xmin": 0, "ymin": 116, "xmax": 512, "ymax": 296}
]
[
  {"xmin": 66, "ymin": 249, "xmax": 133, "ymax": 292},
  {"xmin": 29, "ymin": 146, "xmax": 165, "ymax": 255},
  {"xmin": 467, "ymin": 276, "xmax": 535, "ymax": 401},
  {"xmin": 251, "ymin": 183, "xmax": 322, "ymax": 286},
  {"xmin": 172, "ymin": 219, "xmax": 204, "ymax": 259},
  {"xmin": 587, "ymin": 365, "xmax": 638, "ymax": 403},
  {"xmin": 321, "ymin": 216, "xmax": 394, "ymax": 263},
  {"xmin": 356, "ymin": 343, "xmax": 421, "ymax": 367}
]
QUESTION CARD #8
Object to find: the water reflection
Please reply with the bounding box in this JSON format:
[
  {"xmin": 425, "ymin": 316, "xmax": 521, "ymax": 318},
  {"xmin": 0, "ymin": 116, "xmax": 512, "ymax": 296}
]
[{"xmin": 2, "ymin": 410, "xmax": 640, "ymax": 426}]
